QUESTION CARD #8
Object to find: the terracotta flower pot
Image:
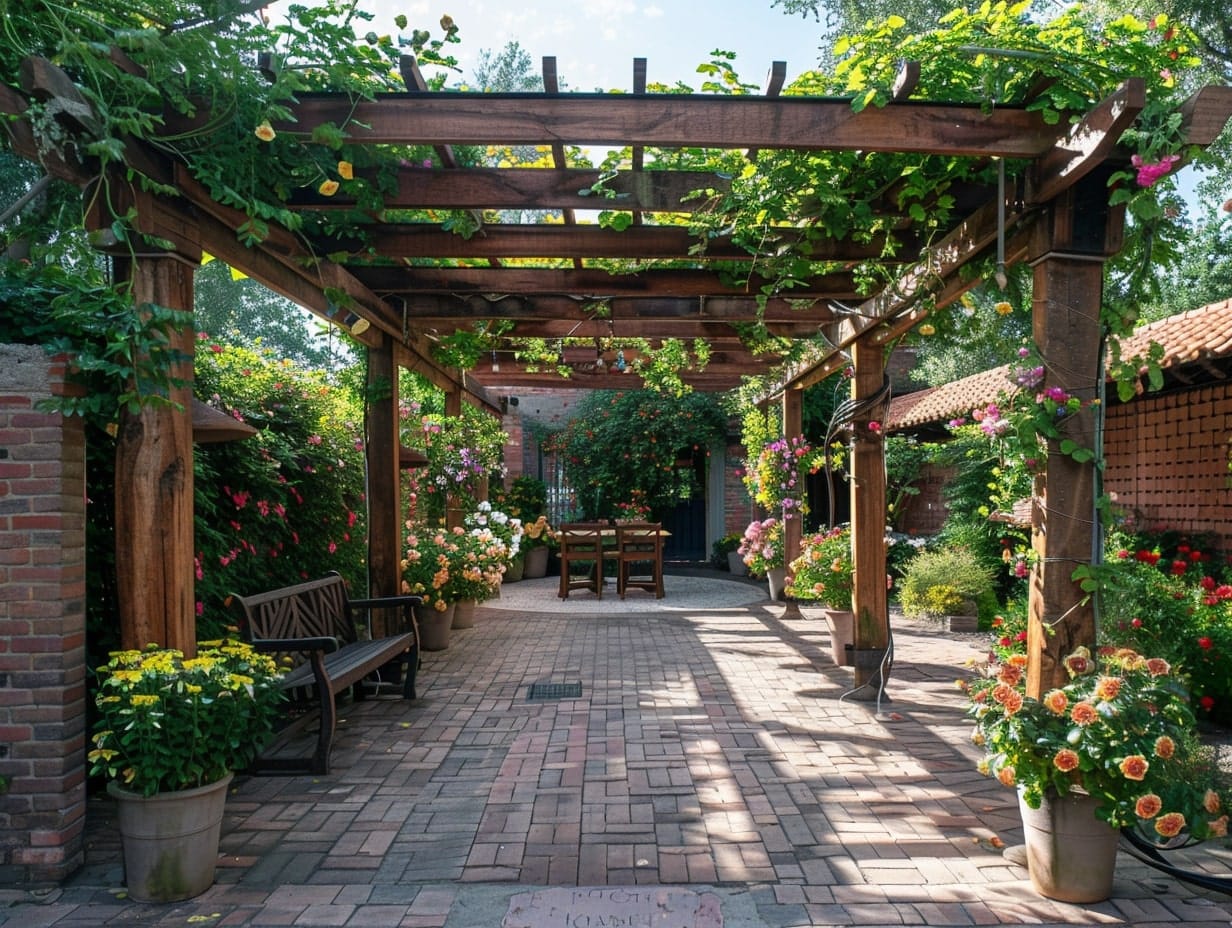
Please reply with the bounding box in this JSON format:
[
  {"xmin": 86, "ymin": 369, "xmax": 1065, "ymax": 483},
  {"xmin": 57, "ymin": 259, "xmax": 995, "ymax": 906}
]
[
  {"xmin": 822, "ymin": 608, "xmax": 855, "ymax": 666},
  {"xmin": 418, "ymin": 603, "xmax": 455, "ymax": 651},
  {"xmin": 523, "ymin": 545, "xmax": 549, "ymax": 578},
  {"xmin": 1018, "ymin": 788, "xmax": 1119, "ymax": 903},
  {"xmin": 108, "ymin": 773, "xmax": 233, "ymax": 903},
  {"xmin": 451, "ymin": 598, "xmax": 477, "ymax": 629}
]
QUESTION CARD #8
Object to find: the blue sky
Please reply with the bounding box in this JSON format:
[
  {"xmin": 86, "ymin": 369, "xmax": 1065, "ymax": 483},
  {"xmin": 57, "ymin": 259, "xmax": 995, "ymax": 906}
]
[{"xmin": 375, "ymin": 1, "xmax": 828, "ymax": 91}]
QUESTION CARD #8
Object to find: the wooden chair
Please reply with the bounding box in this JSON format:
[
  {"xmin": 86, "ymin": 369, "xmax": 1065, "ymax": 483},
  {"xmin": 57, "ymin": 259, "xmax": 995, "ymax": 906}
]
[
  {"xmin": 557, "ymin": 522, "xmax": 608, "ymax": 599},
  {"xmin": 615, "ymin": 522, "xmax": 665, "ymax": 599}
]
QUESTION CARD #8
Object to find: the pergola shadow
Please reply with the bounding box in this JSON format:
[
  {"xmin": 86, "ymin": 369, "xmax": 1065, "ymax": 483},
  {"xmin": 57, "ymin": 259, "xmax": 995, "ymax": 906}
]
[{"xmin": 56, "ymin": 573, "xmax": 1232, "ymax": 927}]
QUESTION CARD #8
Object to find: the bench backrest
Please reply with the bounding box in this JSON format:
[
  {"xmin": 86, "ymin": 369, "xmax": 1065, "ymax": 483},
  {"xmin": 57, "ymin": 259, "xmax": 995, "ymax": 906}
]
[{"xmin": 230, "ymin": 572, "xmax": 357, "ymax": 669}]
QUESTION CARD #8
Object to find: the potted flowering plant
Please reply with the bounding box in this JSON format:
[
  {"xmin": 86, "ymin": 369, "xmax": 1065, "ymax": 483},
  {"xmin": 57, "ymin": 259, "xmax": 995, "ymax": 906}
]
[
  {"xmin": 88, "ymin": 639, "xmax": 284, "ymax": 901},
  {"xmin": 521, "ymin": 515, "xmax": 557, "ymax": 578},
  {"xmin": 465, "ymin": 501, "xmax": 523, "ymax": 583},
  {"xmin": 738, "ymin": 517, "xmax": 783, "ymax": 577},
  {"xmin": 966, "ymin": 644, "xmax": 1229, "ymax": 902},
  {"xmin": 786, "ymin": 525, "xmax": 853, "ymax": 611},
  {"xmin": 401, "ymin": 523, "xmax": 464, "ymax": 649},
  {"xmin": 787, "ymin": 525, "xmax": 855, "ymax": 664}
]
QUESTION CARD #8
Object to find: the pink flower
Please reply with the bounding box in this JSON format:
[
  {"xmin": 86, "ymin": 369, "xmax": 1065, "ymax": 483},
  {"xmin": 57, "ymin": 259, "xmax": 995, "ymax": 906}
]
[{"xmin": 1130, "ymin": 153, "xmax": 1180, "ymax": 187}]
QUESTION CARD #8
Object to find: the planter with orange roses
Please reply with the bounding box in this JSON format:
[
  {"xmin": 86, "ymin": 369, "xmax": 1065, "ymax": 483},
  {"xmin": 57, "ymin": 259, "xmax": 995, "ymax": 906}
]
[{"xmin": 965, "ymin": 644, "xmax": 1229, "ymax": 902}]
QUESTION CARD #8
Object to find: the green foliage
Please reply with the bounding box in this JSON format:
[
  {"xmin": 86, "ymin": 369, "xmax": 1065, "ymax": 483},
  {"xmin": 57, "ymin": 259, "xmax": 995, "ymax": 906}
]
[
  {"xmin": 500, "ymin": 476, "xmax": 548, "ymax": 521},
  {"xmin": 0, "ymin": 258, "xmax": 192, "ymax": 417},
  {"xmin": 899, "ymin": 546, "xmax": 996, "ymax": 618},
  {"xmin": 543, "ymin": 390, "xmax": 727, "ymax": 520},
  {"xmin": 711, "ymin": 532, "xmax": 742, "ymax": 569},
  {"xmin": 884, "ymin": 435, "xmax": 935, "ymax": 529},
  {"xmin": 192, "ymin": 338, "xmax": 368, "ymax": 635}
]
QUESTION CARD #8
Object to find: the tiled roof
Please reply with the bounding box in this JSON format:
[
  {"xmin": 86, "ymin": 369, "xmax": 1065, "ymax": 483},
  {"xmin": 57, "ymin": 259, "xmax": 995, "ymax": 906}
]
[{"xmin": 886, "ymin": 299, "xmax": 1232, "ymax": 431}]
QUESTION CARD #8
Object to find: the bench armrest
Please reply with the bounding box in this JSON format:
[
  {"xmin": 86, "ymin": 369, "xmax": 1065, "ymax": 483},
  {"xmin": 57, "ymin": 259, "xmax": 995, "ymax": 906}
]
[{"xmin": 251, "ymin": 636, "xmax": 341, "ymax": 654}]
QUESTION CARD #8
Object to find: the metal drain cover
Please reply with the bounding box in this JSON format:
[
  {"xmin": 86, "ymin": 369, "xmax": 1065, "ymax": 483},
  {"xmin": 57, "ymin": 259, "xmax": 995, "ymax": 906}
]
[{"xmin": 527, "ymin": 681, "xmax": 583, "ymax": 700}]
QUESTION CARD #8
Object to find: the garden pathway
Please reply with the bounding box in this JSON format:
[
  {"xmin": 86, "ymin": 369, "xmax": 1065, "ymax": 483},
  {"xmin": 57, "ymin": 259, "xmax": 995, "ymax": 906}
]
[{"xmin": 4, "ymin": 567, "xmax": 1232, "ymax": 927}]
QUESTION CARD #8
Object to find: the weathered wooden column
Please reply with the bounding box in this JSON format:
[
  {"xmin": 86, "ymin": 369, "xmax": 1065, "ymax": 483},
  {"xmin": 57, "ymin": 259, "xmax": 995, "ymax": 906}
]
[
  {"xmin": 112, "ymin": 254, "xmax": 198, "ymax": 656},
  {"xmin": 367, "ymin": 333, "xmax": 401, "ymax": 600},
  {"xmin": 780, "ymin": 388, "xmax": 803, "ymax": 616},
  {"xmin": 1026, "ymin": 174, "xmax": 1118, "ymax": 697},
  {"xmin": 849, "ymin": 336, "xmax": 890, "ymax": 697},
  {"xmin": 444, "ymin": 385, "xmax": 464, "ymax": 530}
]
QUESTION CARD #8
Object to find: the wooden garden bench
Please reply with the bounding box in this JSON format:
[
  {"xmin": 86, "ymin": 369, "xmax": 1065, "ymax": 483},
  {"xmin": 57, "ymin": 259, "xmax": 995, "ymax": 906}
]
[{"xmin": 229, "ymin": 571, "xmax": 421, "ymax": 774}]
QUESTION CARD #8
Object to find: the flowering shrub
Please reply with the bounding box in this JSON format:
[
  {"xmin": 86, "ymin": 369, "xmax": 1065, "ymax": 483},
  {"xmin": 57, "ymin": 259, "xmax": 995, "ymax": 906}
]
[
  {"xmin": 966, "ymin": 645, "xmax": 1229, "ymax": 843},
  {"xmin": 615, "ymin": 489, "xmax": 652, "ymax": 521},
  {"xmin": 88, "ymin": 640, "xmax": 284, "ymax": 797},
  {"xmin": 404, "ymin": 406, "xmax": 507, "ymax": 525},
  {"xmin": 786, "ymin": 525, "xmax": 853, "ymax": 610},
  {"xmin": 400, "ymin": 524, "xmax": 463, "ymax": 611},
  {"xmin": 192, "ymin": 339, "xmax": 367, "ymax": 638},
  {"xmin": 738, "ymin": 517, "xmax": 783, "ymax": 576},
  {"xmin": 745, "ymin": 436, "xmax": 823, "ymax": 519},
  {"xmin": 1092, "ymin": 533, "xmax": 1232, "ymax": 725}
]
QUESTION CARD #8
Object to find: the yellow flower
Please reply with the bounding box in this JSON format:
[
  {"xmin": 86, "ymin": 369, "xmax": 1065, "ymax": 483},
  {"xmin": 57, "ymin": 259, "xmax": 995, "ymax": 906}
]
[
  {"xmin": 130, "ymin": 694, "xmax": 160, "ymax": 707},
  {"xmin": 918, "ymin": 323, "xmax": 936, "ymax": 336},
  {"xmin": 337, "ymin": 160, "xmax": 354, "ymax": 180},
  {"xmin": 254, "ymin": 121, "xmax": 276, "ymax": 142},
  {"xmin": 994, "ymin": 300, "xmax": 1013, "ymax": 316},
  {"xmin": 318, "ymin": 179, "xmax": 340, "ymax": 197}
]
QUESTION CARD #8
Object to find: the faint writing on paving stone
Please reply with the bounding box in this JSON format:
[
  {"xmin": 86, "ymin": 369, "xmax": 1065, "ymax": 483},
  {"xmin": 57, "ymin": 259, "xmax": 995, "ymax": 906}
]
[{"xmin": 502, "ymin": 886, "xmax": 722, "ymax": 928}]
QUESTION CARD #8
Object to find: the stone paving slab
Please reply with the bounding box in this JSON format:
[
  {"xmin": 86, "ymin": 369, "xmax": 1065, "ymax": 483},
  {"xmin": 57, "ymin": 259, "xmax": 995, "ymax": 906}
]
[{"xmin": 3, "ymin": 573, "xmax": 1232, "ymax": 927}]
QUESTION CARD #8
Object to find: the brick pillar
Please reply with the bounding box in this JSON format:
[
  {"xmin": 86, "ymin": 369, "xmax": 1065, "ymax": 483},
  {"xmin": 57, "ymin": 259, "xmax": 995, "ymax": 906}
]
[{"xmin": 0, "ymin": 344, "xmax": 87, "ymax": 883}]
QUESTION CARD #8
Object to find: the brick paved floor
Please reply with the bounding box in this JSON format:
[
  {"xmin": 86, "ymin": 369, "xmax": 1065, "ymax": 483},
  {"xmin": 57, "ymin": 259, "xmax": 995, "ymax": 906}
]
[{"xmin": 4, "ymin": 573, "xmax": 1232, "ymax": 926}]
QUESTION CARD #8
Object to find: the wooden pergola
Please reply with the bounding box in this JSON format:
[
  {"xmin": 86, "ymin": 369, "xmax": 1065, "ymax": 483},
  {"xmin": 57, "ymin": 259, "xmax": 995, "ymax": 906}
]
[{"xmin": 5, "ymin": 52, "xmax": 1232, "ymax": 698}]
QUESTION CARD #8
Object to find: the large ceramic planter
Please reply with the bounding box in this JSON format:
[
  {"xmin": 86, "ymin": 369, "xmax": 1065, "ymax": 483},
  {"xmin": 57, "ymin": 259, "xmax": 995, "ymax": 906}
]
[
  {"xmin": 418, "ymin": 603, "xmax": 455, "ymax": 651},
  {"xmin": 822, "ymin": 608, "xmax": 855, "ymax": 667},
  {"xmin": 766, "ymin": 567, "xmax": 787, "ymax": 601},
  {"xmin": 727, "ymin": 551, "xmax": 748, "ymax": 576},
  {"xmin": 109, "ymin": 772, "xmax": 233, "ymax": 903},
  {"xmin": 504, "ymin": 554, "xmax": 525, "ymax": 583},
  {"xmin": 1018, "ymin": 788, "xmax": 1119, "ymax": 903},
  {"xmin": 452, "ymin": 598, "xmax": 477, "ymax": 629},
  {"xmin": 523, "ymin": 545, "xmax": 549, "ymax": 579}
]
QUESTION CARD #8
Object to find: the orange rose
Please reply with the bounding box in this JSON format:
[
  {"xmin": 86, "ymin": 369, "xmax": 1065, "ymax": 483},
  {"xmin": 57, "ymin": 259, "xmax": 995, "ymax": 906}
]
[
  {"xmin": 1042, "ymin": 689, "xmax": 1068, "ymax": 715},
  {"xmin": 1119, "ymin": 754, "xmax": 1149, "ymax": 781},
  {"xmin": 1135, "ymin": 794, "xmax": 1163, "ymax": 818},
  {"xmin": 1153, "ymin": 735, "xmax": 1176, "ymax": 759},
  {"xmin": 996, "ymin": 766, "xmax": 1017, "ymax": 788},
  {"xmin": 1002, "ymin": 689, "xmax": 1024, "ymax": 715},
  {"xmin": 1070, "ymin": 701, "xmax": 1098, "ymax": 726},
  {"xmin": 1204, "ymin": 789, "xmax": 1222, "ymax": 814},
  {"xmin": 1154, "ymin": 812, "xmax": 1186, "ymax": 838},
  {"xmin": 1052, "ymin": 748, "xmax": 1079, "ymax": 772},
  {"xmin": 1094, "ymin": 675, "xmax": 1122, "ymax": 701},
  {"xmin": 1145, "ymin": 657, "xmax": 1171, "ymax": 676},
  {"xmin": 1207, "ymin": 815, "xmax": 1228, "ymax": 837},
  {"xmin": 998, "ymin": 664, "xmax": 1023, "ymax": 687}
]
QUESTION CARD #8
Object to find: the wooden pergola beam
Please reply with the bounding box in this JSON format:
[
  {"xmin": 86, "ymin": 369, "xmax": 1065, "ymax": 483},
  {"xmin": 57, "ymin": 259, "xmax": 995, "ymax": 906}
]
[
  {"xmin": 358, "ymin": 266, "xmax": 861, "ymax": 300},
  {"xmin": 274, "ymin": 93, "xmax": 1058, "ymax": 157},
  {"xmin": 323, "ymin": 223, "xmax": 909, "ymax": 263},
  {"xmin": 287, "ymin": 167, "xmax": 731, "ymax": 213},
  {"xmin": 400, "ymin": 293, "xmax": 836, "ymax": 324}
]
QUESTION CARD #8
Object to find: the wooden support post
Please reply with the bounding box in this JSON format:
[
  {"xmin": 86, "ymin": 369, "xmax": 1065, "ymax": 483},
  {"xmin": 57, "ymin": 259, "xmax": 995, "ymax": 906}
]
[
  {"xmin": 781, "ymin": 388, "xmax": 803, "ymax": 617},
  {"xmin": 366, "ymin": 334, "xmax": 401, "ymax": 604},
  {"xmin": 1025, "ymin": 176, "xmax": 1116, "ymax": 697},
  {"xmin": 849, "ymin": 337, "xmax": 889, "ymax": 697},
  {"xmin": 444, "ymin": 387, "xmax": 464, "ymax": 530},
  {"xmin": 112, "ymin": 255, "xmax": 198, "ymax": 656}
]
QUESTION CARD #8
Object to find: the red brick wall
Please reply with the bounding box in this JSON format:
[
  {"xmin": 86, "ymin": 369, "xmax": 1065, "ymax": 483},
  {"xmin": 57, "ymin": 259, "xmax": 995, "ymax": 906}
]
[
  {"xmin": 894, "ymin": 462, "xmax": 954, "ymax": 536},
  {"xmin": 1104, "ymin": 383, "xmax": 1232, "ymax": 552},
  {"xmin": 0, "ymin": 345, "xmax": 87, "ymax": 884},
  {"xmin": 724, "ymin": 441, "xmax": 756, "ymax": 538}
]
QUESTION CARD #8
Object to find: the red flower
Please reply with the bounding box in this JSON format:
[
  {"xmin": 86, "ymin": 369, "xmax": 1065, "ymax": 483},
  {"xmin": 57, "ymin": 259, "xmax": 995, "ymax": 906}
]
[
  {"xmin": 1170, "ymin": 560, "xmax": 1187, "ymax": 576},
  {"xmin": 1200, "ymin": 695, "xmax": 1215, "ymax": 711},
  {"xmin": 1198, "ymin": 636, "xmax": 1213, "ymax": 650}
]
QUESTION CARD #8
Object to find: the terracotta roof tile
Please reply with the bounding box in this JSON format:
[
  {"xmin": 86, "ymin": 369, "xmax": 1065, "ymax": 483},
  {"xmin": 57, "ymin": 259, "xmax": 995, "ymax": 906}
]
[{"xmin": 886, "ymin": 299, "xmax": 1232, "ymax": 431}]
